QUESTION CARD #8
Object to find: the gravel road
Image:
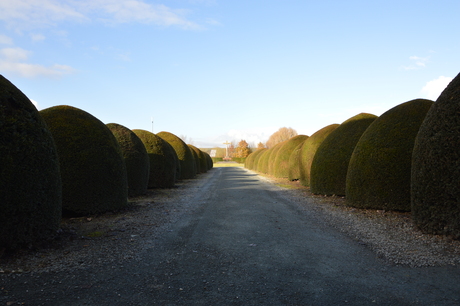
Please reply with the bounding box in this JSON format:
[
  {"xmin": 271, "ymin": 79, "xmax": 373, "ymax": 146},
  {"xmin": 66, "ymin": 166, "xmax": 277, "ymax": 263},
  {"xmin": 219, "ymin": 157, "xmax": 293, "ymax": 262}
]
[{"xmin": 1, "ymin": 166, "xmax": 460, "ymax": 305}]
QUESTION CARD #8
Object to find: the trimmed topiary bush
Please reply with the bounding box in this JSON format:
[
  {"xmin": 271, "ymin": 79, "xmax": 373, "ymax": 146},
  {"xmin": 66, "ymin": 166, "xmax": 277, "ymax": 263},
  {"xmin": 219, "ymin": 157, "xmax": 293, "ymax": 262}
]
[
  {"xmin": 40, "ymin": 105, "xmax": 127, "ymax": 215},
  {"xmin": 256, "ymin": 148, "xmax": 272, "ymax": 174},
  {"xmin": 133, "ymin": 130, "xmax": 177, "ymax": 188},
  {"xmin": 245, "ymin": 148, "xmax": 267, "ymax": 170},
  {"xmin": 273, "ymin": 135, "xmax": 309, "ymax": 178},
  {"xmin": 157, "ymin": 131, "xmax": 196, "ymax": 179},
  {"xmin": 188, "ymin": 145, "xmax": 201, "ymax": 174},
  {"xmin": 267, "ymin": 140, "xmax": 288, "ymax": 176},
  {"xmin": 299, "ymin": 124, "xmax": 339, "ymax": 187},
  {"xmin": 412, "ymin": 73, "xmax": 460, "ymax": 238},
  {"xmin": 205, "ymin": 152, "xmax": 213, "ymax": 170},
  {"xmin": 310, "ymin": 113, "xmax": 377, "ymax": 196},
  {"xmin": 346, "ymin": 99, "xmax": 433, "ymax": 211},
  {"xmin": 0, "ymin": 75, "xmax": 62, "ymax": 250},
  {"xmin": 189, "ymin": 145, "xmax": 208, "ymax": 173},
  {"xmin": 107, "ymin": 123, "xmax": 149, "ymax": 197},
  {"xmin": 288, "ymin": 142, "xmax": 303, "ymax": 181}
]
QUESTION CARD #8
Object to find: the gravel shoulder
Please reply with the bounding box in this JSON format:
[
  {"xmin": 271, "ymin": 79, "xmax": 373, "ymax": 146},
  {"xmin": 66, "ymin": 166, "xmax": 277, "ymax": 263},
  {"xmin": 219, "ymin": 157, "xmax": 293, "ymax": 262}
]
[{"xmin": 1, "ymin": 167, "xmax": 459, "ymax": 275}]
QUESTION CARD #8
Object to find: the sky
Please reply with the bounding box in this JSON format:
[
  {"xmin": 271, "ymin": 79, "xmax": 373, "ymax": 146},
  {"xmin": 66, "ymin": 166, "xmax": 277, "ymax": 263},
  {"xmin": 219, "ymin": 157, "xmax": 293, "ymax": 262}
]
[{"xmin": 1, "ymin": 0, "xmax": 459, "ymax": 148}]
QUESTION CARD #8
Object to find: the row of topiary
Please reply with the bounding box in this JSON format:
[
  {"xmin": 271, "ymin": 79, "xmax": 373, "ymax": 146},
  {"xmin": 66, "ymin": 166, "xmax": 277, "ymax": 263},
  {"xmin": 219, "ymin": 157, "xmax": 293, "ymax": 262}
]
[
  {"xmin": 246, "ymin": 72, "xmax": 460, "ymax": 239},
  {"xmin": 0, "ymin": 75, "xmax": 212, "ymax": 250}
]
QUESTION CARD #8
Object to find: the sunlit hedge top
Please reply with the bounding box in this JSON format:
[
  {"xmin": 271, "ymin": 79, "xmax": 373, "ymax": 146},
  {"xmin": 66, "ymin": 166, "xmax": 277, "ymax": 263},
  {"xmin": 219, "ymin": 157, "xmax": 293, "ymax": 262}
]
[
  {"xmin": 273, "ymin": 135, "xmax": 309, "ymax": 178},
  {"xmin": 310, "ymin": 113, "xmax": 377, "ymax": 196},
  {"xmin": 40, "ymin": 105, "xmax": 128, "ymax": 215},
  {"xmin": 299, "ymin": 124, "xmax": 339, "ymax": 187},
  {"xmin": 346, "ymin": 99, "xmax": 433, "ymax": 211},
  {"xmin": 0, "ymin": 75, "xmax": 62, "ymax": 249},
  {"xmin": 412, "ymin": 73, "xmax": 460, "ymax": 238},
  {"xmin": 133, "ymin": 129, "xmax": 177, "ymax": 188},
  {"xmin": 157, "ymin": 131, "xmax": 196, "ymax": 179},
  {"xmin": 107, "ymin": 123, "xmax": 149, "ymax": 197}
]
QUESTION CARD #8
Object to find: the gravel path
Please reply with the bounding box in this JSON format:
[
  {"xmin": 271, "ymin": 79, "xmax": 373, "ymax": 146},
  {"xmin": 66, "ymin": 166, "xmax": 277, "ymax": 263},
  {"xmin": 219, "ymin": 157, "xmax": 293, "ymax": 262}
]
[{"xmin": 1, "ymin": 167, "xmax": 460, "ymax": 305}]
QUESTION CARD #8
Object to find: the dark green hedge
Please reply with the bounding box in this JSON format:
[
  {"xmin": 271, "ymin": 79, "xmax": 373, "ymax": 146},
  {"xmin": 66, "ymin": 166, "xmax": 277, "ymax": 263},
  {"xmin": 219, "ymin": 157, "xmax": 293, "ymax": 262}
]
[
  {"xmin": 412, "ymin": 73, "xmax": 460, "ymax": 238},
  {"xmin": 273, "ymin": 135, "xmax": 309, "ymax": 178},
  {"xmin": 299, "ymin": 124, "xmax": 339, "ymax": 187},
  {"xmin": 0, "ymin": 75, "xmax": 62, "ymax": 250},
  {"xmin": 189, "ymin": 145, "xmax": 201, "ymax": 174},
  {"xmin": 189, "ymin": 145, "xmax": 208, "ymax": 173},
  {"xmin": 40, "ymin": 105, "xmax": 127, "ymax": 215},
  {"xmin": 107, "ymin": 123, "xmax": 149, "ymax": 197},
  {"xmin": 346, "ymin": 99, "xmax": 433, "ymax": 211},
  {"xmin": 157, "ymin": 131, "xmax": 196, "ymax": 179},
  {"xmin": 310, "ymin": 113, "xmax": 377, "ymax": 196},
  {"xmin": 133, "ymin": 130, "xmax": 177, "ymax": 188}
]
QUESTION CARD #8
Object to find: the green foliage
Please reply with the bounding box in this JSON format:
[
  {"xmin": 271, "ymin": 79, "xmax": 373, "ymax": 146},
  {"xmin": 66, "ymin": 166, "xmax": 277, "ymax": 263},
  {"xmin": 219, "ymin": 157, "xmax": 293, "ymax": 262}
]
[
  {"xmin": 412, "ymin": 73, "xmax": 460, "ymax": 238},
  {"xmin": 204, "ymin": 152, "xmax": 213, "ymax": 170},
  {"xmin": 310, "ymin": 113, "xmax": 377, "ymax": 196},
  {"xmin": 0, "ymin": 75, "xmax": 62, "ymax": 250},
  {"xmin": 231, "ymin": 157, "xmax": 247, "ymax": 164},
  {"xmin": 267, "ymin": 141, "xmax": 287, "ymax": 176},
  {"xmin": 40, "ymin": 105, "xmax": 127, "ymax": 215},
  {"xmin": 188, "ymin": 145, "xmax": 201, "ymax": 174},
  {"xmin": 107, "ymin": 123, "xmax": 149, "ymax": 197},
  {"xmin": 157, "ymin": 131, "xmax": 196, "ymax": 179},
  {"xmin": 273, "ymin": 135, "xmax": 309, "ymax": 178},
  {"xmin": 256, "ymin": 148, "xmax": 272, "ymax": 174},
  {"xmin": 299, "ymin": 124, "xmax": 339, "ymax": 187},
  {"xmin": 245, "ymin": 148, "xmax": 267, "ymax": 170},
  {"xmin": 188, "ymin": 145, "xmax": 207, "ymax": 173},
  {"xmin": 346, "ymin": 99, "xmax": 433, "ymax": 211},
  {"xmin": 288, "ymin": 142, "xmax": 303, "ymax": 181},
  {"xmin": 133, "ymin": 130, "xmax": 177, "ymax": 188}
]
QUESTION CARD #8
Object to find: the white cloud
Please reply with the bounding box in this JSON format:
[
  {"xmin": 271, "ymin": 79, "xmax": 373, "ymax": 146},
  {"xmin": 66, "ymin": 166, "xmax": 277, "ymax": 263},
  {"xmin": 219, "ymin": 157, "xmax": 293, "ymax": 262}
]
[
  {"xmin": 0, "ymin": 47, "xmax": 30, "ymax": 61},
  {"xmin": 402, "ymin": 55, "xmax": 429, "ymax": 70},
  {"xmin": 0, "ymin": 0, "xmax": 199, "ymax": 30},
  {"xmin": 0, "ymin": 0, "xmax": 87, "ymax": 30},
  {"xmin": 422, "ymin": 76, "xmax": 453, "ymax": 100},
  {"xmin": 30, "ymin": 33, "xmax": 46, "ymax": 42},
  {"xmin": 0, "ymin": 47, "xmax": 75, "ymax": 78},
  {"xmin": 0, "ymin": 34, "xmax": 13, "ymax": 45}
]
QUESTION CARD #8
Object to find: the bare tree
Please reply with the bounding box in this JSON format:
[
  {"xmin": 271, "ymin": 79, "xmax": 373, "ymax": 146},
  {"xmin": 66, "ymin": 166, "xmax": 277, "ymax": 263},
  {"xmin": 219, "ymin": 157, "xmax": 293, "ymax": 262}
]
[{"xmin": 266, "ymin": 127, "xmax": 298, "ymax": 148}]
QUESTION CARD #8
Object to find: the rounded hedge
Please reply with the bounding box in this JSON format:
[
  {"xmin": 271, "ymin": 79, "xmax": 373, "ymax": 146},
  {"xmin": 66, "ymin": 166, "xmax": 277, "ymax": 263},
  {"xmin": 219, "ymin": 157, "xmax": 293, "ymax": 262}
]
[
  {"xmin": 133, "ymin": 130, "xmax": 177, "ymax": 188},
  {"xmin": 412, "ymin": 73, "xmax": 460, "ymax": 237},
  {"xmin": 310, "ymin": 113, "xmax": 377, "ymax": 196},
  {"xmin": 273, "ymin": 135, "xmax": 309, "ymax": 178},
  {"xmin": 189, "ymin": 145, "xmax": 208, "ymax": 173},
  {"xmin": 107, "ymin": 123, "xmax": 149, "ymax": 197},
  {"xmin": 188, "ymin": 145, "xmax": 201, "ymax": 174},
  {"xmin": 256, "ymin": 148, "xmax": 273, "ymax": 174},
  {"xmin": 245, "ymin": 148, "xmax": 267, "ymax": 170},
  {"xmin": 205, "ymin": 152, "xmax": 213, "ymax": 170},
  {"xmin": 0, "ymin": 75, "xmax": 62, "ymax": 250},
  {"xmin": 267, "ymin": 140, "xmax": 288, "ymax": 176},
  {"xmin": 299, "ymin": 124, "xmax": 339, "ymax": 187},
  {"xmin": 40, "ymin": 105, "xmax": 128, "ymax": 215},
  {"xmin": 346, "ymin": 99, "xmax": 433, "ymax": 211},
  {"xmin": 157, "ymin": 131, "xmax": 196, "ymax": 179},
  {"xmin": 288, "ymin": 142, "xmax": 304, "ymax": 181}
]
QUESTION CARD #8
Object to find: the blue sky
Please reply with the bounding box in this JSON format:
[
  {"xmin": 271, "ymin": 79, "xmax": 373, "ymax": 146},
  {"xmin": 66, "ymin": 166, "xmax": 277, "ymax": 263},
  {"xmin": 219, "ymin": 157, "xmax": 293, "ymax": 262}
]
[{"xmin": 1, "ymin": 0, "xmax": 459, "ymax": 148}]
